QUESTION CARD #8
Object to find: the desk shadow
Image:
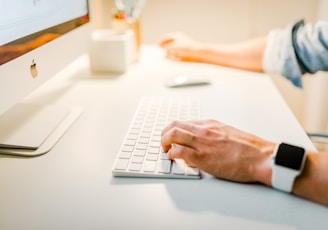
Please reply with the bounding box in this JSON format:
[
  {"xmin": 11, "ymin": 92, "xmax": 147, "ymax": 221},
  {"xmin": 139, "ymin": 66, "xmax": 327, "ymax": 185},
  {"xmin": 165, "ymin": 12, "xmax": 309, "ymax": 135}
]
[
  {"xmin": 110, "ymin": 173, "xmax": 327, "ymax": 230},
  {"xmin": 165, "ymin": 176, "xmax": 326, "ymax": 230},
  {"xmin": 68, "ymin": 66, "xmax": 123, "ymax": 82}
]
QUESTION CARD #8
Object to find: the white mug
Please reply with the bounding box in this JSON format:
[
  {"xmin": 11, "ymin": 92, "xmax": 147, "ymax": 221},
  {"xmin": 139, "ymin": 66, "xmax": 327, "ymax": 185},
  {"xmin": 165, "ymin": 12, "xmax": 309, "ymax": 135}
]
[{"xmin": 89, "ymin": 29, "xmax": 134, "ymax": 73}]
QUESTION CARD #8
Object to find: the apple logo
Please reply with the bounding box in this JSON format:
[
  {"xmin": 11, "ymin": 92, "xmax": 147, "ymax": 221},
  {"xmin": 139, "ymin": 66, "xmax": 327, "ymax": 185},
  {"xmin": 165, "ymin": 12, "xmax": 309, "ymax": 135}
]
[{"xmin": 30, "ymin": 59, "xmax": 38, "ymax": 78}]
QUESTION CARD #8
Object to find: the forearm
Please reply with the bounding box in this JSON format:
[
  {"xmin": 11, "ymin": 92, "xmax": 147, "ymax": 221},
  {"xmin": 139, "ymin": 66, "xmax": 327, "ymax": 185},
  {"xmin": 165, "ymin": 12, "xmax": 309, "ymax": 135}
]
[
  {"xmin": 293, "ymin": 152, "xmax": 328, "ymax": 206},
  {"xmin": 195, "ymin": 36, "xmax": 267, "ymax": 72}
]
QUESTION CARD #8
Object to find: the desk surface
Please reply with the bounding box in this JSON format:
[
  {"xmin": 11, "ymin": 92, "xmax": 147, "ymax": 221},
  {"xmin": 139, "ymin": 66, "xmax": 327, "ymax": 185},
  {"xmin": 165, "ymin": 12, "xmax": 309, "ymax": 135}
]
[{"xmin": 0, "ymin": 45, "xmax": 326, "ymax": 230}]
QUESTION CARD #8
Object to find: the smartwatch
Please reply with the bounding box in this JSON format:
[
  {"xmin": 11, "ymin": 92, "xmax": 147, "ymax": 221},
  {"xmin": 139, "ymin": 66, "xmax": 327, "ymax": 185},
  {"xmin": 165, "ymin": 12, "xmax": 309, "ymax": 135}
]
[{"xmin": 271, "ymin": 142, "xmax": 307, "ymax": 193}]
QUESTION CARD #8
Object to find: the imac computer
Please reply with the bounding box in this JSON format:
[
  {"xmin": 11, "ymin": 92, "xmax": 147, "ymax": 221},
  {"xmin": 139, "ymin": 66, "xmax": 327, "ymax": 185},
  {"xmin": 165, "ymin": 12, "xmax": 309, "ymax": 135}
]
[{"xmin": 0, "ymin": 0, "xmax": 91, "ymax": 156}]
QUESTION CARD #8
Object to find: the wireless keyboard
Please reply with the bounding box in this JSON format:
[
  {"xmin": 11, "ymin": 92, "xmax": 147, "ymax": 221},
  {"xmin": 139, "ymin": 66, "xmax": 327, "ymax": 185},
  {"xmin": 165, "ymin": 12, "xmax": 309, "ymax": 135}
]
[{"xmin": 112, "ymin": 96, "xmax": 201, "ymax": 179}]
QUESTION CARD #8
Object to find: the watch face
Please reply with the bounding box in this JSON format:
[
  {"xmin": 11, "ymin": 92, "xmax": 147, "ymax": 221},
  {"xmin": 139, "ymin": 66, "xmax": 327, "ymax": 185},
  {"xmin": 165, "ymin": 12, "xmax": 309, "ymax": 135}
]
[{"xmin": 275, "ymin": 143, "xmax": 305, "ymax": 170}]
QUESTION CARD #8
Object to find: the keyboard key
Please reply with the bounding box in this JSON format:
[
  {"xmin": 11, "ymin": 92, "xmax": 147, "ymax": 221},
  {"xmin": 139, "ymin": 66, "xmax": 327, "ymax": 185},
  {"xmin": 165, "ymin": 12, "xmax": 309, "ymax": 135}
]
[
  {"xmin": 119, "ymin": 151, "xmax": 131, "ymax": 159},
  {"xmin": 115, "ymin": 159, "xmax": 129, "ymax": 170},
  {"xmin": 157, "ymin": 160, "xmax": 171, "ymax": 173},
  {"xmin": 133, "ymin": 149, "xmax": 146, "ymax": 156},
  {"xmin": 131, "ymin": 156, "xmax": 144, "ymax": 163},
  {"xmin": 146, "ymin": 153, "xmax": 158, "ymax": 161},
  {"xmin": 186, "ymin": 166, "xmax": 200, "ymax": 176},
  {"xmin": 172, "ymin": 159, "xmax": 185, "ymax": 175},
  {"xmin": 143, "ymin": 160, "xmax": 157, "ymax": 172},
  {"xmin": 129, "ymin": 163, "xmax": 142, "ymax": 171},
  {"xmin": 148, "ymin": 147, "xmax": 160, "ymax": 154},
  {"xmin": 122, "ymin": 146, "xmax": 133, "ymax": 152},
  {"xmin": 124, "ymin": 140, "xmax": 136, "ymax": 146}
]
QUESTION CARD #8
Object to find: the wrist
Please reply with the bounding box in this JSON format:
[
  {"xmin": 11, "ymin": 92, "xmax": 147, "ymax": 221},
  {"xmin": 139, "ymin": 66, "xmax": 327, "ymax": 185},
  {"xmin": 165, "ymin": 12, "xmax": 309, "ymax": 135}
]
[{"xmin": 253, "ymin": 142, "xmax": 276, "ymax": 186}]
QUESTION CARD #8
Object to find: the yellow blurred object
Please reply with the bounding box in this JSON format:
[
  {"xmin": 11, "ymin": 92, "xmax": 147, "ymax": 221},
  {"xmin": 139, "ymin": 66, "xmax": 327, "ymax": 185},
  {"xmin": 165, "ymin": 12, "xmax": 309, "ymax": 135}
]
[{"xmin": 111, "ymin": 13, "xmax": 141, "ymax": 61}]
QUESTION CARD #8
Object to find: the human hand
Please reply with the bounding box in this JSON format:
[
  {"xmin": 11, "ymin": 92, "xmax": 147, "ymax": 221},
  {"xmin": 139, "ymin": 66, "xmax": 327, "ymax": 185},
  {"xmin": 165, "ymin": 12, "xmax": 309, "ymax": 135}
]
[
  {"xmin": 161, "ymin": 119, "xmax": 275, "ymax": 185},
  {"xmin": 158, "ymin": 32, "xmax": 203, "ymax": 62}
]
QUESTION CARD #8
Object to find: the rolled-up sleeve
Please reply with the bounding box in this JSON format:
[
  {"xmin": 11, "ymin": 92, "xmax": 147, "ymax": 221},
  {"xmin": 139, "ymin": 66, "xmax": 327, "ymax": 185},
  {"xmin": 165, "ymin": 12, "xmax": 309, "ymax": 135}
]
[{"xmin": 263, "ymin": 19, "xmax": 328, "ymax": 88}]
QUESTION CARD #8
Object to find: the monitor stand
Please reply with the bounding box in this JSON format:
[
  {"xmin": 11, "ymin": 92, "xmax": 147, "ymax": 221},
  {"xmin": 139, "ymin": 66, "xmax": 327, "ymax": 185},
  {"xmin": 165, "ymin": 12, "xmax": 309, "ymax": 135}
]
[{"xmin": 0, "ymin": 103, "xmax": 83, "ymax": 157}]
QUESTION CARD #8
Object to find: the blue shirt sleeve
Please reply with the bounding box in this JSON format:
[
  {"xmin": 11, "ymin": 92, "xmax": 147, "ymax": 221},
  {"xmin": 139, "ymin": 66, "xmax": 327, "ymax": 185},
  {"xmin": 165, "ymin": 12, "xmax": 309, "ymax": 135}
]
[{"xmin": 265, "ymin": 19, "xmax": 328, "ymax": 88}]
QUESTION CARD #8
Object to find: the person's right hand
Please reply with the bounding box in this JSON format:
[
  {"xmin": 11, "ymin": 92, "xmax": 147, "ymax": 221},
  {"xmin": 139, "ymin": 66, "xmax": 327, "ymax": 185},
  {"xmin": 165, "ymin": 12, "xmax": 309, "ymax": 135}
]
[{"xmin": 161, "ymin": 119, "xmax": 275, "ymax": 185}]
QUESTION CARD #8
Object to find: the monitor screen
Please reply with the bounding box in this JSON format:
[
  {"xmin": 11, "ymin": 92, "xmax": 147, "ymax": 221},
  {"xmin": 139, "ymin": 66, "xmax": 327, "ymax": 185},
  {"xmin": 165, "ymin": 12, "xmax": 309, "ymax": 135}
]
[{"xmin": 0, "ymin": 0, "xmax": 91, "ymax": 156}]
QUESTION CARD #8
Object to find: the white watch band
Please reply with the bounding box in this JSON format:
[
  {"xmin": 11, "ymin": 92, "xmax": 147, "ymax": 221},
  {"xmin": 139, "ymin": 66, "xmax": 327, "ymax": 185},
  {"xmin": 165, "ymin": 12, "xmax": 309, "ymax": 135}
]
[{"xmin": 271, "ymin": 165, "xmax": 299, "ymax": 192}]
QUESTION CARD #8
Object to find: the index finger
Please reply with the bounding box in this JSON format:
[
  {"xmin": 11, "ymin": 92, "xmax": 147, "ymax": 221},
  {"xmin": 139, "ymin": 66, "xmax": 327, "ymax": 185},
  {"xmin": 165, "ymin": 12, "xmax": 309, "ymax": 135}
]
[{"xmin": 161, "ymin": 121, "xmax": 196, "ymax": 152}]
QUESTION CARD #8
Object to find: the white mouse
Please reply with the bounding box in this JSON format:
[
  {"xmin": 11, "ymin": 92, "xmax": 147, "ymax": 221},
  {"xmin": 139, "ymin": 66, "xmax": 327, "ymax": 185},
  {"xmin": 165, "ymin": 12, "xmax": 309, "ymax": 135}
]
[{"xmin": 166, "ymin": 73, "xmax": 211, "ymax": 88}]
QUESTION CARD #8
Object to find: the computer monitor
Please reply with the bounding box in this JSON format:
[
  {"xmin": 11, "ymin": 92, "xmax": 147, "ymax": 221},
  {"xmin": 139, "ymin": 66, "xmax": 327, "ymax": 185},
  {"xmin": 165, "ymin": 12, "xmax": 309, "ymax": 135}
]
[{"xmin": 0, "ymin": 0, "xmax": 92, "ymax": 156}]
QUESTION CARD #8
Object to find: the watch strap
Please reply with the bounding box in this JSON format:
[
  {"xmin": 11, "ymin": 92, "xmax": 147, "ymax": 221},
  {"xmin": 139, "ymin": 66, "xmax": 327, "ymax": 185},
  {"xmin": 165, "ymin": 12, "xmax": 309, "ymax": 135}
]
[{"xmin": 271, "ymin": 165, "xmax": 299, "ymax": 192}]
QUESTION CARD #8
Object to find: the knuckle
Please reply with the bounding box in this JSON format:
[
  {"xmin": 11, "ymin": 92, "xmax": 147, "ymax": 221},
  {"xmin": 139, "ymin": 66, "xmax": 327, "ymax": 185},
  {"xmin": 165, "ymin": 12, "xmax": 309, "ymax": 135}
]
[
  {"xmin": 174, "ymin": 146, "xmax": 185, "ymax": 156},
  {"xmin": 169, "ymin": 126, "xmax": 180, "ymax": 137}
]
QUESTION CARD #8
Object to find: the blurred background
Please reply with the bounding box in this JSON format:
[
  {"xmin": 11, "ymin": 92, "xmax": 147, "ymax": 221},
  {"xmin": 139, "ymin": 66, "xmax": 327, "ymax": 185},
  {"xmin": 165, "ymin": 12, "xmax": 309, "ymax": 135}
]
[{"xmin": 91, "ymin": 0, "xmax": 328, "ymax": 150}]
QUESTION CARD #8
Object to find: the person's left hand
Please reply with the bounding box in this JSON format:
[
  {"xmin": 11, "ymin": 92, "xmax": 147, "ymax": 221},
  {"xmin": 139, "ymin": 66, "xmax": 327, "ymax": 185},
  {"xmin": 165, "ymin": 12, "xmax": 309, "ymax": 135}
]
[{"xmin": 158, "ymin": 32, "xmax": 203, "ymax": 62}]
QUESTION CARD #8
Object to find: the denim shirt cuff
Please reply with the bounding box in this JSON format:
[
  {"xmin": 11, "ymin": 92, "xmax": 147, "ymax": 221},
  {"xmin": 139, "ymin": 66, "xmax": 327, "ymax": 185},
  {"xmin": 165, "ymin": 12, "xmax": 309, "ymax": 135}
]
[{"xmin": 263, "ymin": 20, "xmax": 304, "ymax": 88}]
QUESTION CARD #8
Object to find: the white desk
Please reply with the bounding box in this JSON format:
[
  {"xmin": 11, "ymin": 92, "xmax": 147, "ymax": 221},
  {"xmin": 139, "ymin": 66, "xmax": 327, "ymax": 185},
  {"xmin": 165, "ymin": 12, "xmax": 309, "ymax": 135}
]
[{"xmin": 0, "ymin": 45, "xmax": 326, "ymax": 230}]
